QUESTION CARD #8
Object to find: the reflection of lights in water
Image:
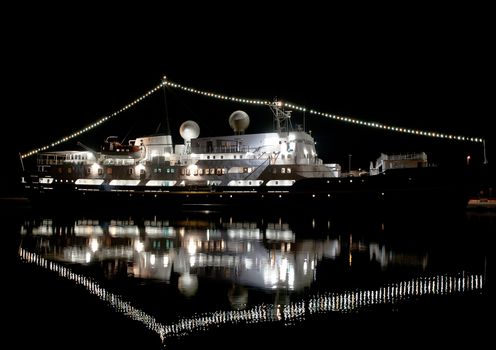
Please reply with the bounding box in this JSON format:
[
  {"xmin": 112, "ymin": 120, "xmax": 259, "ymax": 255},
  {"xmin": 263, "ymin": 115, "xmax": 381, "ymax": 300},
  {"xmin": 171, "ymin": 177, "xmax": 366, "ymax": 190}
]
[
  {"xmin": 163, "ymin": 256, "xmax": 169, "ymax": 267},
  {"xmin": 19, "ymin": 248, "xmax": 484, "ymax": 346},
  {"xmin": 189, "ymin": 256, "xmax": 196, "ymax": 267},
  {"xmin": 134, "ymin": 240, "xmax": 144, "ymax": 253},
  {"xmin": 244, "ymin": 258, "xmax": 253, "ymax": 269},
  {"xmin": 178, "ymin": 273, "xmax": 198, "ymax": 297},
  {"xmin": 280, "ymin": 258, "xmax": 288, "ymax": 282},
  {"xmin": 228, "ymin": 285, "xmax": 248, "ymax": 310},
  {"xmin": 288, "ymin": 265, "xmax": 295, "ymax": 289},
  {"xmin": 85, "ymin": 252, "xmax": 91, "ymax": 263},
  {"xmin": 187, "ymin": 240, "xmax": 196, "ymax": 255},
  {"xmin": 150, "ymin": 254, "xmax": 155, "ymax": 266},
  {"xmin": 303, "ymin": 260, "xmax": 308, "ymax": 275},
  {"xmin": 89, "ymin": 237, "xmax": 99, "ymax": 252}
]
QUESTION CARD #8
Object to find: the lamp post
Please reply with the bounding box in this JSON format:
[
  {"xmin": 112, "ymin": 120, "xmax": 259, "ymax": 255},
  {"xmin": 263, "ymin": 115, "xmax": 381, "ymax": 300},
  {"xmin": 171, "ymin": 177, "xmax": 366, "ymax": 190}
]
[{"xmin": 348, "ymin": 154, "xmax": 352, "ymax": 174}]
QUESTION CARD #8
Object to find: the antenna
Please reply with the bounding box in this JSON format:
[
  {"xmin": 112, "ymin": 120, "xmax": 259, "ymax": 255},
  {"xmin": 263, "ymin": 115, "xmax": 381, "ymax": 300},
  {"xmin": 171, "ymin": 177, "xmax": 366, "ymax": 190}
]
[
  {"xmin": 269, "ymin": 100, "xmax": 292, "ymax": 132},
  {"xmin": 19, "ymin": 152, "xmax": 25, "ymax": 172},
  {"xmin": 483, "ymin": 139, "xmax": 488, "ymax": 164},
  {"xmin": 162, "ymin": 76, "xmax": 171, "ymax": 135}
]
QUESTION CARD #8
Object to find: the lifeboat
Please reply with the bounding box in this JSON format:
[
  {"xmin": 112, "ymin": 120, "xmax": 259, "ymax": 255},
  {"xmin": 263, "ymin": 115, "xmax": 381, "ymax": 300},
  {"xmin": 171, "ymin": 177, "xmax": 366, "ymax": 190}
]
[{"xmin": 101, "ymin": 136, "xmax": 142, "ymax": 158}]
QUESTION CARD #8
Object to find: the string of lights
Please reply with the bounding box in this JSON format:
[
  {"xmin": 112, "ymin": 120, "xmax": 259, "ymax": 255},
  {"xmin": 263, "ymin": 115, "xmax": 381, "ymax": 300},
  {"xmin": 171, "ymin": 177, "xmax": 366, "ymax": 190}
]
[
  {"xmin": 162, "ymin": 78, "xmax": 484, "ymax": 143},
  {"xmin": 20, "ymin": 81, "xmax": 166, "ymax": 159},
  {"xmin": 20, "ymin": 76, "xmax": 484, "ymax": 159},
  {"xmin": 18, "ymin": 247, "xmax": 483, "ymax": 345}
]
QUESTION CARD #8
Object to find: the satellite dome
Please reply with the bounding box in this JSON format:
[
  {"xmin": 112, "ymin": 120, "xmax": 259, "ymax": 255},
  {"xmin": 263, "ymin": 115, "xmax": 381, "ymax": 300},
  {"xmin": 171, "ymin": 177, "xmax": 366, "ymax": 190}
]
[
  {"xmin": 228, "ymin": 284, "xmax": 248, "ymax": 310},
  {"xmin": 229, "ymin": 110, "xmax": 250, "ymax": 134},
  {"xmin": 179, "ymin": 120, "xmax": 200, "ymax": 141},
  {"xmin": 178, "ymin": 273, "xmax": 198, "ymax": 297}
]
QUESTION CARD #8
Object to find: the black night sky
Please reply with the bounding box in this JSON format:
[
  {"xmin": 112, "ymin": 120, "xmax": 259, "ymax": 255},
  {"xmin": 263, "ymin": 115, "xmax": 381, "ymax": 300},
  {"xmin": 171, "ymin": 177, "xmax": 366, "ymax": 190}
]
[
  {"xmin": 2, "ymin": 9, "xmax": 493, "ymax": 350},
  {"xmin": 4, "ymin": 8, "xmax": 494, "ymax": 195}
]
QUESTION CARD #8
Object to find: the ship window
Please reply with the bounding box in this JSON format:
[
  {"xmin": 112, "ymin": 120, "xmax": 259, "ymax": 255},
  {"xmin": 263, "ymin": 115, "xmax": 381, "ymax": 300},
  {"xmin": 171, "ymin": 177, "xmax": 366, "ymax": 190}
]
[
  {"xmin": 86, "ymin": 168, "xmax": 91, "ymax": 175},
  {"xmin": 221, "ymin": 155, "xmax": 224, "ymax": 159},
  {"xmin": 234, "ymin": 155, "xmax": 236, "ymax": 159},
  {"xmin": 181, "ymin": 168, "xmax": 186, "ymax": 175},
  {"xmin": 128, "ymin": 168, "xmax": 133, "ymax": 175},
  {"xmin": 213, "ymin": 156, "xmax": 216, "ymax": 159},
  {"xmin": 287, "ymin": 168, "xmax": 291, "ymax": 174},
  {"xmin": 153, "ymin": 168, "xmax": 157, "ymax": 173},
  {"xmin": 216, "ymin": 168, "xmax": 221, "ymax": 175},
  {"xmin": 207, "ymin": 156, "xmax": 210, "ymax": 159},
  {"xmin": 281, "ymin": 168, "xmax": 286, "ymax": 174},
  {"xmin": 140, "ymin": 169, "xmax": 145, "ymax": 175},
  {"xmin": 107, "ymin": 168, "xmax": 112, "ymax": 175},
  {"xmin": 205, "ymin": 169, "xmax": 210, "ymax": 175},
  {"xmin": 243, "ymin": 167, "xmax": 248, "ymax": 173},
  {"xmin": 171, "ymin": 168, "xmax": 175, "ymax": 173},
  {"xmin": 222, "ymin": 168, "xmax": 226, "ymax": 175},
  {"xmin": 281, "ymin": 155, "xmax": 285, "ymax": 160},
  {"xmin": 240, "ymin": 155, "xmax": 243, "ymax": 159},
  {"xmin": 166, "ymin": 168, "xmax": 170, "ymax": 173},
  {"xmin": 198, "ymin": 168, "xmax": 203, "ymax": 175},
  {"xmin": 276, "ymin": 181, "xmax": 279, "ymax": 185},
  {"xmin": 98, "ymin": 168, "xmax": 103, "ymax": 175},
  {"xmin": 248, "ymin": 167, "xmax": 253, "ymax": 173},
  {"xmin": 210, "ymin": 168, "xmax": 215, "ymax": 174},
  {"xmin": 186, "ymin": 168, "xmax": 191, "ymax": 175},
  {"xmin": 287, "ymin": 154, "xmax": 291, "ymax": 159},
  {"xmin": 158, "ymin": 168, "xmax": 162, "ymax": 173}
]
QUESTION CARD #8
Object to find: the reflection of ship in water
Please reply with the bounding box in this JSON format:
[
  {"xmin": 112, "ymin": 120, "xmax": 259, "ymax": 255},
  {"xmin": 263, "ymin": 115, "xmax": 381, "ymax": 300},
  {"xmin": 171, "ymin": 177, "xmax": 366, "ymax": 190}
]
[{"xmin": 20, "ymin": 215, "xmax": 429, "ymax": 297}]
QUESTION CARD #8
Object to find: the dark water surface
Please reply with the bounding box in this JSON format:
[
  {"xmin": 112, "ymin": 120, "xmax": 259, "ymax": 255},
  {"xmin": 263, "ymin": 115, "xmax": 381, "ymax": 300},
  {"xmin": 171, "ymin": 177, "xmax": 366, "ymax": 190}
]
[{"xmin": 6, "ymin": 204, "xmax": 491, "ymax": 349}]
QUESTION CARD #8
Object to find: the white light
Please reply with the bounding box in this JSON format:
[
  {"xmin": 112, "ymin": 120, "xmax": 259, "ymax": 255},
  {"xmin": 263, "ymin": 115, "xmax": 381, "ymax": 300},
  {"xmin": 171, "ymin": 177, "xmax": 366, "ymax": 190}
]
[
  {"xmin": 91, "ymin": 163, "xmax": 101, "ymax": 174},
  {"xmin": 187, "ymin": 239, "xmax": 197, "ymax": 255},
  {"xmin": 134, "ymin": 240, "xmax": 144, "ymax": 252},
  {"xmin": 89, "ymin": 237, "xmax": 99, "ymax": 252}
]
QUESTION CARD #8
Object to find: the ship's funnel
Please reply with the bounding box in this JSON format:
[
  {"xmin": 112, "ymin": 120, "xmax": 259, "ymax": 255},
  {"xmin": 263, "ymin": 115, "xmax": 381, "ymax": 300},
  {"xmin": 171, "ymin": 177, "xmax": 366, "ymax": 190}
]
[{"xmin": 229, "ymin": 110, "xmax": 250, "ymax": 134}]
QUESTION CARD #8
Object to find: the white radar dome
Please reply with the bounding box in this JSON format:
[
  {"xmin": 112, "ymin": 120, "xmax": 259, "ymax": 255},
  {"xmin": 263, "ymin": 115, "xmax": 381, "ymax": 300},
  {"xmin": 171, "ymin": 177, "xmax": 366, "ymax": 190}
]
[
  {"xmin": 229, "ymin": 110, "xmax": 250, "ymax": 134},
  {"xmin": 179, "ymin": 120, "xmax": 200, "ymax": 141}
]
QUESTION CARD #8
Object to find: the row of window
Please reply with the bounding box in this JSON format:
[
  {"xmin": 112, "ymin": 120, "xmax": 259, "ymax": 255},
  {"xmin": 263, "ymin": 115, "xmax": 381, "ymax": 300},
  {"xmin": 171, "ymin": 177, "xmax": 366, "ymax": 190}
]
[
  {"xmin": 56, "ymin": 167, "xmax": 146, "ymax": 176},
  {"xmin": 272, "ymin": 167, "xmax": 292, "ymax": 174},
  {"xmin": 205, "ymin": 154, "xmax": 243, "ymax": 160},
  {"xmin": 53, "ymin": 165, "xmax": 291, "ymax": 176},
  {"xmin": 153, "ymin": 168, "xmax": 176, "ymax": 174},
  {"xmin": 182, "ymin": 168, "xmax": 227, "ymax": 176}
]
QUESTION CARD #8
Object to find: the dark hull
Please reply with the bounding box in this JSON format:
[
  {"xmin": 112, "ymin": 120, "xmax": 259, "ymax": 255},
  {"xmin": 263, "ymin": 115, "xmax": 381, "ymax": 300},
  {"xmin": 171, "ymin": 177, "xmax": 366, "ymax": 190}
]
[{"xmin": 24, "ymin": 167, "xmax": 468, "ymax": 214}]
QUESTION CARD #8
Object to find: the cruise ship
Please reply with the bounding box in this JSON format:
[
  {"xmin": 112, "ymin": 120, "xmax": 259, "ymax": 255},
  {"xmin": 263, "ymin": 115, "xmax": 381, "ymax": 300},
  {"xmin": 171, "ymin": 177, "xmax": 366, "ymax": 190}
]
[{"xmin": 22, "ymin": 102, "xmax": 466, "ymax": 211}]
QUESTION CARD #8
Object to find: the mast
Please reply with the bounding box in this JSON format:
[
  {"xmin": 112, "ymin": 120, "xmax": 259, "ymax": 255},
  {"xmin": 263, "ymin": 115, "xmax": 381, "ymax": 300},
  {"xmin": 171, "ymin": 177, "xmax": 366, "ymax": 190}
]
[
  {"xmin": 158, "ymin": 76, "xmax": 171, "ymax": 135},
  {"xmin": 269, "ymin": 100, "xmax": 293, "ymax": 132},
  {"xmin": 483, "ymin": 139, "xmax": 488, "ymax": 164}
]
